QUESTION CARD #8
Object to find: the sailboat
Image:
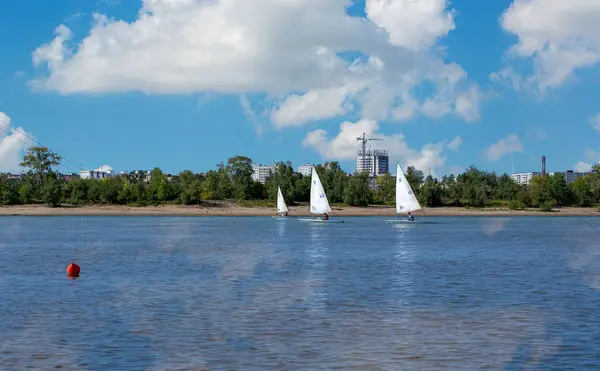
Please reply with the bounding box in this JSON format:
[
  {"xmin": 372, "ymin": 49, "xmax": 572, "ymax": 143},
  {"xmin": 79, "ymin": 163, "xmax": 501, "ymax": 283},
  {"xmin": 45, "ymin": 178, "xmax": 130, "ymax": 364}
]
[
  {"xmin": 298, "ymin": 166, "xmax": 344, "ymax": 223},
  {"xmin": 383, "ymin": 163, "xmax": 422, "ymax": 224},
  {"xmin": 272, "ymin": 186, "xmax": 289, "ymax": 219}
]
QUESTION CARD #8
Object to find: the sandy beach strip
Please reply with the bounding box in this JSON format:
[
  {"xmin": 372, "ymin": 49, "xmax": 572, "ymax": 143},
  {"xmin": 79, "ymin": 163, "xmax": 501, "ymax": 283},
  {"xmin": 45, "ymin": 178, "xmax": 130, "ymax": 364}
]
[{"xmin": 0, "ymin": 204, "xmax": 599, "ymax": 216}]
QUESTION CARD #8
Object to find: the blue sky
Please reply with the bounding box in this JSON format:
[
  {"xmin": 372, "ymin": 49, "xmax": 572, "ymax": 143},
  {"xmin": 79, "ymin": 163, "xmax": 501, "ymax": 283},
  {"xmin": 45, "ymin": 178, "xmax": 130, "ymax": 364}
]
[{"xmin": 1, "ymin": 0, "xmax": 599, "ymax": 176}]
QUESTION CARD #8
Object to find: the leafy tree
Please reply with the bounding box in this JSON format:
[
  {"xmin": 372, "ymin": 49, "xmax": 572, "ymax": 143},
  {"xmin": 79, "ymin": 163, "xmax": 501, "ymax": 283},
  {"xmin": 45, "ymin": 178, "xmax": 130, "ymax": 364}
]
[
  {"xmin": 419, "ymin": 175, "xmax": 443, "ymax": 207},
  {"xmin": 494, "ymin": 174, "xmax": 521, "ymax": 200},
  {"xmin": 0, "ymin": 174, "xmax": 18, "ymax": 205},
  {"xmin": 343, "ymin": 172, "xmax": 373, "ymax": 206},
  {"xmin": 440, "ymin": 174, "xmax": 459, "ymax": 205},
  {"xmin": 226, "ymin": 156, "xmax": 253, "ymax": 201},
  {"xmin": 529, "ymin": 174, "xmax": 554, "ymax": 210},
  {"xmin": 571, "ymin": 176, "xmax": 594, "ymax": 207},
  {"xmin": 20, "ymin": 147, "xmax": 62, "ymax": 185},
  {"xmin": 374, "ymin": 172, "xmax": 395, "ymax": 204},
  {"xmin": 405, "ymin": 166, "xmax": 423, "ymax": 198},
  {"xmin": 548, "ymin": 173, "xmax": 571, "ymax": 206},
  {"xmin": 7, "ymin": 149, "xmax": 600, "ymax": 211},
  {"xmin": 41, "ymin": 173, "xmax": 61, "ymax": 207},
  {"xmin": 316, "ymin": 162, "xmax": 348, "ymax": 203},
  {"xmin": 293, "ymin": 174, "xmax": 311, "ymax": 202},
  {"xmin": 265, "ymin": 161, "xmax": 295, "ymax": 204}
]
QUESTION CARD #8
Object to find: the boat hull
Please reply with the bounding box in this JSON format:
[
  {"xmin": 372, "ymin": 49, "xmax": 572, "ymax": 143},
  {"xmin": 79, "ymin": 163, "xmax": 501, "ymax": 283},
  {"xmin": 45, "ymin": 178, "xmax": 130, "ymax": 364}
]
[
  {"xmin": 271, "ymin": 216, "xmax": 290, "ymax": 219},
  {"xmin": 298, "ymin": 218, "xmax": 344, "ymax": 223}
]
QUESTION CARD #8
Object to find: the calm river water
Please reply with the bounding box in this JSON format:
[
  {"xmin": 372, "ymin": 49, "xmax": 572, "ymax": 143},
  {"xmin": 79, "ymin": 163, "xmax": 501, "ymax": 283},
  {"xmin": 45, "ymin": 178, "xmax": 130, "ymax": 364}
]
[{"xmin": 1, "ymin": 216, "xmax": 600, "ymax": 370}]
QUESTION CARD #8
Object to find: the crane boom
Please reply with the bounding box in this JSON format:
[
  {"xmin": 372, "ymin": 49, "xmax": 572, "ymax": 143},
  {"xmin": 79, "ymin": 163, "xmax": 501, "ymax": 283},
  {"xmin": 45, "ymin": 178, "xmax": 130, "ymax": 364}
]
[{"xmin": 356, "ymin": 133, "xmax": 383, "ymax": 175}]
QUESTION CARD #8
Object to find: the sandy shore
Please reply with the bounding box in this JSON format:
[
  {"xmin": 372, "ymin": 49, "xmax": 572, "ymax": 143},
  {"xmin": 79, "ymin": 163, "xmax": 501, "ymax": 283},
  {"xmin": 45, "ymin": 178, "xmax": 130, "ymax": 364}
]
[{"xmin": 0, "ymin": 203, "xmax": 599, "ymax": 216}]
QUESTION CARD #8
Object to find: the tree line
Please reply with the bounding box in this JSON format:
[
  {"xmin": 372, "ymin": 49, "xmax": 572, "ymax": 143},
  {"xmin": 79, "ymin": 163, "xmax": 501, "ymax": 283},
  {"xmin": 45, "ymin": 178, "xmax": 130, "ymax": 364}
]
[{"xmin": 0, "ymin": 146, "xmax": 599, "ymax": 210}]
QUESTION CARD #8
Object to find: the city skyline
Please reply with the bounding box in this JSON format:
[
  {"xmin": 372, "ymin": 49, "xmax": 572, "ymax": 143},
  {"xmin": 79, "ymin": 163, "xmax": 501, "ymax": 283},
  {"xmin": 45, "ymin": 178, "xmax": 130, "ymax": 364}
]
[{"xmin": 1, "ymin": 1, "xmax": 599, "ymax": 177}]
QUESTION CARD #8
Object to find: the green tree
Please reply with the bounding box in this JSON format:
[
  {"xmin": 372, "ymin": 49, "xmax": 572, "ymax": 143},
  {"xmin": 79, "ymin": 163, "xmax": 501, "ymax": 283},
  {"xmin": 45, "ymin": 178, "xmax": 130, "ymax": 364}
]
[
  {"xmin": 265, "ymin": 161, "xmax": 295, "ymax": 204},
  {"xmin": 0, "ymin": 174, "xmax": 18, "ymax": 205},
  {"xmin": 343, "ymin": 172, "xmax": 373, "ymax": 206},
  {"xmin": 148, "ymin": 168, "xmax": 173, "ymax": 202},
  {"xmin": 419, "ymin": 175, "xmax": 443, "ymax": 207},
  {"xmin": 494, "ymin": 174, "xmax": 521, "ymax": 200},
  {"xmin": 41, "ymin": 173, "xmax": 62, "ymax": 207},
  {"xmin": 293, "ymin": 174, "xmax": 311, "ymax": 202},
  {"xmin": 529, "ymin": 174, "xmax": 554, "ymax": 210},
  {"xmin": 315, "ymin": 162, "xmax": 348, "ymax": 203},
  {"xmin": 226, "ymin": 156, "xmax": 253, "ymax": 201},
  {"xmin": 440, "ymin": 174, "xmax": 459, "ymax": 205},
  {"xmin": 65, "ymin": 178, "xmax": 89, "ymax": 204},
  {"xmin": 548, "ymin": 173, "xmax": 571, "ymax": 206},
  {"xmin": 455, "ymin": 166, "xmax": 495, "ymax": 207},
  {"xmin": 374, "ymin": 172, "xmax": 394, "ymax": 204},
  {"xmin": 20, "ymin": 147, "xmax": 62, "ymax": 186},
  {"xmin": 405, "ymin": 166, "xmax": 424, "ymax": 198},
  {"xmin": 571, "ymin": 176, "xmax": 594, "ymax": 207}
]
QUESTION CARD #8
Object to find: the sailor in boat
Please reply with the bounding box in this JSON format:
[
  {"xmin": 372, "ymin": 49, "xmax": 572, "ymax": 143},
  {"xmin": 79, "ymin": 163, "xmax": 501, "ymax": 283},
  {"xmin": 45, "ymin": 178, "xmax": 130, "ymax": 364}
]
[
  {"xmin": 323, "ymin": 213, "xmax": 329, "ymax": 221},
  {"xmin": 407, "ymin": 212, "xmax": 415, "ymax": 221}
]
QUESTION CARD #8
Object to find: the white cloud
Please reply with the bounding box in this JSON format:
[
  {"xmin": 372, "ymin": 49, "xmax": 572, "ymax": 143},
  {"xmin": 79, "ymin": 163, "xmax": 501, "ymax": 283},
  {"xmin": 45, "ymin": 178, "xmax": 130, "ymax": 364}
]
[
  {"xmin": 365, "ymin": 0, "xmax": 455, "ymax": 51},
  {"xmin": 486, "ymin": 134, "xmax": 523, "ymax": 162},
  {"xmin": 31, "ymin": 0, "xmax": 481, "ymax": 126},
  {"xmin": 498, "ymin": 0, "xmax": 600, "ymax": 93},
  {"xmin": 270, "ymin": 84, "xmax": 360, "ymax": 127},
  {"xmin": 589, "ymin": 113, "xmax": 600, "ymax": 133},
  {"xmin": 240, "ymin": 95, "xmax": 264, "ymax": 137},
  {"xmin": 446, "ymin": 136, "xmax": 462, "ymax": 151},
  {"xmin": 575, "ymin": 162, "xmax": 592, "ymax": 173},
  {"xmin": 573, "ymin": 148, "xmax": 600, "ymax": 172},
  {"xmin": 302, "ymin": 118, "xmax": 457, "ymax": 175},
  {"xmin": 0, "ymin": 112, "xmax": 35, "ymax": 173}
]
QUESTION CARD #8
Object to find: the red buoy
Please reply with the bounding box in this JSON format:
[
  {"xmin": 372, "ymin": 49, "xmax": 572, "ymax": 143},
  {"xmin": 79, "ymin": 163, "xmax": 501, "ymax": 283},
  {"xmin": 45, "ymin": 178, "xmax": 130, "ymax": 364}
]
[{"xmin": 66, "ymin": 262, "xmax": 80, "ymax": 278}]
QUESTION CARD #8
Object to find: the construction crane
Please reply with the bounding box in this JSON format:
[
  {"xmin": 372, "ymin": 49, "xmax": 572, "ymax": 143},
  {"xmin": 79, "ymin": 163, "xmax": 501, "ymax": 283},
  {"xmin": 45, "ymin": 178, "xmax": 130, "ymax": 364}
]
[{"xmin": 356, "ymin": 132, "xmax": 383, "ymax": 175}]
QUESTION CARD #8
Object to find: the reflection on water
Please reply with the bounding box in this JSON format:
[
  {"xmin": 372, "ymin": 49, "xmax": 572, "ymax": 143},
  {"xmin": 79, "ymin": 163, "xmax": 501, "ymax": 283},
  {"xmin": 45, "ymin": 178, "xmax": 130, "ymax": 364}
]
[
  {"xmin": 1, "ymin": 216, "xmax": 600, "ymax": 370},
  {"xmin": 276, "ymin": 217, "xmax": 287, "ymax": 237}
]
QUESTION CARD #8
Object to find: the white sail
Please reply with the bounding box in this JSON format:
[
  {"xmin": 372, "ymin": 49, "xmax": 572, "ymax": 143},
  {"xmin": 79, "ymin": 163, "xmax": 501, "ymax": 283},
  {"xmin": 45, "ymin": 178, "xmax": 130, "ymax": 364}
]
[
  {"xmin": 395, "ymin": 163, "xmax": 421, "ymax": 214},
  {"xmin": 277, "ymin": 186, "xmax": 288, "ymax": 213},
  {"xmin": 310, "ymin": 166, "xmax": 332, "ymax": 214}
]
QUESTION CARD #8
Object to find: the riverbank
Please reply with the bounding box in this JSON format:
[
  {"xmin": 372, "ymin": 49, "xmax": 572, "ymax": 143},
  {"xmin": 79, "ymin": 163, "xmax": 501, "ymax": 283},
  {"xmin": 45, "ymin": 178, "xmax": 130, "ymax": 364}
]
[{"xmin": 0, "ymin": 203, "xmax": 599, "ymax": 216}]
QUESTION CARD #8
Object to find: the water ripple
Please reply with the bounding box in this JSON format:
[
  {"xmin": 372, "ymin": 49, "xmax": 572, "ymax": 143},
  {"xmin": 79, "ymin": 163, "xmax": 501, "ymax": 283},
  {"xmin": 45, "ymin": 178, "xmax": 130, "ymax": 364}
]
[{"xmin": 0, "ymin": 216, "xmax": 600, "ymax": 370}]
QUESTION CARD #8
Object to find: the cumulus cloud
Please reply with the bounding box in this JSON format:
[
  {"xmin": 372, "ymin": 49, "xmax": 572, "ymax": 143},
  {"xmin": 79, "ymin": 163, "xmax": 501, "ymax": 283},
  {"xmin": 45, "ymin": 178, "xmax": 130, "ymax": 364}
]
[
  {"xmin": 497, "ymin": 0, "xmax": 600, "ymax": 93},
  {"xmin": 575, "ymin": 148, "xmax": 600, "ymax": 172},
  {"xmin": 31, "ymin": 0, "xmax": 481, "ymax": 126},
  {"xmin": 589, "ymin": 113, "xmax": 600, "ymax": 133},
  {"xmin": 302, "ymin": 118, "xmax": 458, "ymax": 175},
  {"xmin": 575, "ymin": 162, "xmax": 593, "ymax": 173},
  {"xmin": 486, "ymin": 134, "xmax": 523, "ymax": 162},
  {"xmin": 446, "ymin": 136, "xmax": 462, "ymax": 151},
  {"xmin": 0, "ymin": 112, "xmax": 35, "ymax": 172},
  {"xmin": 270, "ymin": 84, "xmax": 360, "ymax": 127}
]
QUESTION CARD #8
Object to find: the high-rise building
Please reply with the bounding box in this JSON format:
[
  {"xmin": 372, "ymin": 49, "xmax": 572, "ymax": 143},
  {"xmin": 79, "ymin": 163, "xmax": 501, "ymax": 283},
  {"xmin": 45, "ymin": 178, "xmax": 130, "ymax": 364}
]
[
  {"xmin": 355, "ymin": 149, "xmax": 389, "ymax": 176},
  {"xmin": 511, "ymin": 172, "xmax": 540, "ymax": 185},
  {"xmin": 297, "ymin": 163, "xmax": 313, "ymax": 177},
  {"xmin": 251, "ymin": 163, "xmax": 276, "ymax": 183}
]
